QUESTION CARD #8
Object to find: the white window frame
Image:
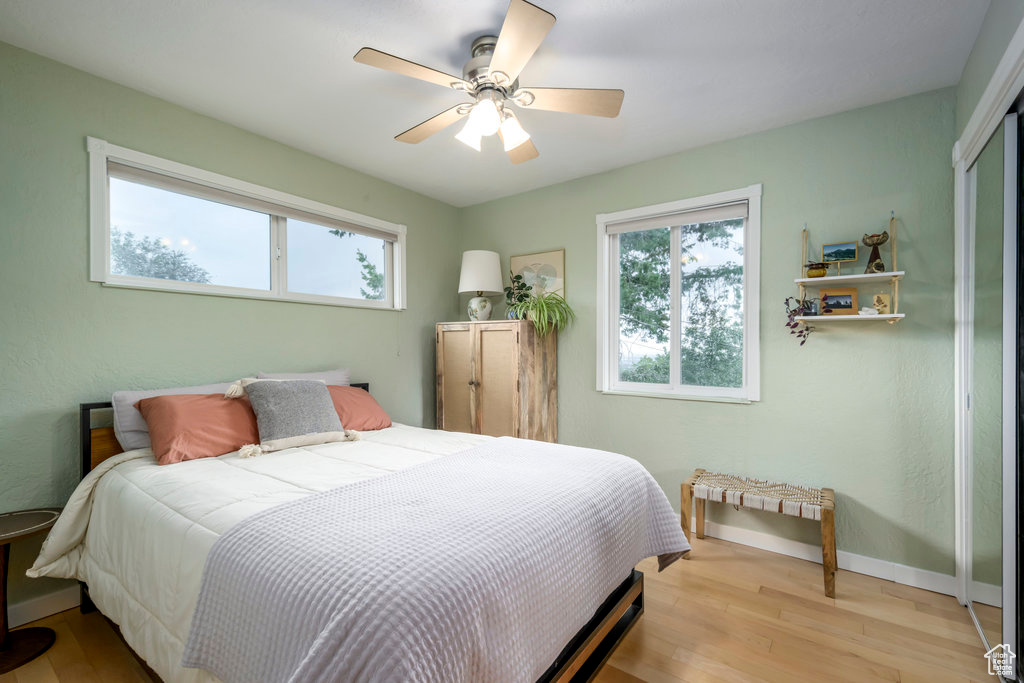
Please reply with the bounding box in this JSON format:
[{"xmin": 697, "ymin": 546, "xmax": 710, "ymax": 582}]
[
  {"xmin": 596, "ymin": 184, "xmax": 762, "ymax": 403},
  {"xmin": 87, "ymin": 136, "xmax": 407, "ymax": 310}
]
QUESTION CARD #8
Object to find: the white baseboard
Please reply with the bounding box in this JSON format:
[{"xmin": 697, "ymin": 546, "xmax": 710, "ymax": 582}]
[
  {"xmin": 697, "ymin": 520, "xmax": 961, "ymax": 597},
  {"xmin": 7, "ymin": 585, "xmax": 81, "ymax": 628}
]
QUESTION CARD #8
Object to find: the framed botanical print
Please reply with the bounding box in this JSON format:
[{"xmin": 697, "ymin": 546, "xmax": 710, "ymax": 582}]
[{"xmin": 509, "ymin": 249, "xmax": 565, "ymax": 297}]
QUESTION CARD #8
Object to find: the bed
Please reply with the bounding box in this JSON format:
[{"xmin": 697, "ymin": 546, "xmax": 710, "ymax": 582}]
[{"xmin": 28, "ymin": 389, "xmax": 688, "ymax": 682}]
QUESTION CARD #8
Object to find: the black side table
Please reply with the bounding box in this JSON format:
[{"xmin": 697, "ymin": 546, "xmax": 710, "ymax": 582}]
[{"xmin": 0, "ymin": 508, "xmax": 61, "ymax": 673}]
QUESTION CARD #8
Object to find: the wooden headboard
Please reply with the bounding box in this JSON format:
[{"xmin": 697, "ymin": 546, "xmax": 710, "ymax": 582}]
[{"xmin": 79, "ymin": 382, "xmax": 371, "ymax": 478}]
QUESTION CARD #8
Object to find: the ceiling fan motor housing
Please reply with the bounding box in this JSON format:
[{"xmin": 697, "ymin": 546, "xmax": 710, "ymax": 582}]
[{"xmin": 464, "ymin": 35, "xmax": 518, "ymax": 96}]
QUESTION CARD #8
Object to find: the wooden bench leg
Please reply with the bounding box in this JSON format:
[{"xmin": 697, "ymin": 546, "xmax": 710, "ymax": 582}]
[
  {"xmin": 820, "ymin": 488, "xmax": 837, "ymax": 598},
  {"xmin": 680, "ymin": 482, "xmax": 692, "ymax": 543},
  {"xmin": 695, "ymin": 498, "xmax": 706, "ymax": 539}
]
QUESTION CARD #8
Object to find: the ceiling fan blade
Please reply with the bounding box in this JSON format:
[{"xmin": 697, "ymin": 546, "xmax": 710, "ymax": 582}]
[
  {"xmin": 488, "ymin": 0, "xmax": 556, "ymax": 86},
  {"xmin": 354, "ymin": 48, "xmax": 470, "ymax": 90},
  {"xmin": 396, "ymin": 105, "xmax": 468, "ymax": 144},
  {"xmin": 516, "ymin": 87, "xmax": 624, "ymax": 118},
  {"xmin": 499, "ymin": 131, "xmax": 539, "ymax": 164}
]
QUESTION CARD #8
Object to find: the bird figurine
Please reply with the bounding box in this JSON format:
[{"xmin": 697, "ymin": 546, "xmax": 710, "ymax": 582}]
[{"xmin": 862, "ymin": 231, "xmax": 889, "ymax": 273}]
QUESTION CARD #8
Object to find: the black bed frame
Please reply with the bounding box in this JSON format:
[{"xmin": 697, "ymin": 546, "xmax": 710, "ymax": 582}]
[{"xmin": 78, "ymin": 389, "xmax": 644, "ymax": 683}]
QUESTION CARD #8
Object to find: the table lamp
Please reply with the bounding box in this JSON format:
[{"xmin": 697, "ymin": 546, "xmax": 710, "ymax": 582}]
[{"xmin": 458, "ymin": 250, "xmax": 503, "ymax": 321}]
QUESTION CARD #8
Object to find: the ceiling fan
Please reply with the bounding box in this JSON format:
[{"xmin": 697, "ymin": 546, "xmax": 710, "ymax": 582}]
[{"xmin": 353, "ymin": 0, "xmax": 624, "ymax": 164}]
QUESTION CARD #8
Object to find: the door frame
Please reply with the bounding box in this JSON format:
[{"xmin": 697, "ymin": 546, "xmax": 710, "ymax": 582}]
[
  {"xmin": 1001, "ymin": 114, "xmax": 1018, "ymax": 660},
  {"xmin": 953, "ymin": 17, "xmax": 1024, "ymax": 668},
  {"xmin": 954, "ymin": 111, "xmax": 1020, "ymax": 669}
]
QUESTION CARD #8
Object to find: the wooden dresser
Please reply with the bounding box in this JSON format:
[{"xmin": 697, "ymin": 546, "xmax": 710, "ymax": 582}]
[{"xmin": 436, "ymin": 320, "xmax": 556, "ymax": 441}]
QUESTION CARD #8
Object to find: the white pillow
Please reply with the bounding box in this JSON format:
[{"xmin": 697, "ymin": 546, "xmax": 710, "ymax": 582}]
[
  {"xmin": 256, "ymin": 369, "xmax": 350, "ymax": 385},
  {"xmin": 112, "ymin": 382, "xmax": 232, "ymax": 451}
]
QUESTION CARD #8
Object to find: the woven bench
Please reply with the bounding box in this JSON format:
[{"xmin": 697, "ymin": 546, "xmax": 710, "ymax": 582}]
[{"xmin": 681, "ymin": 468, "xmax": 837, "ymax": 597}]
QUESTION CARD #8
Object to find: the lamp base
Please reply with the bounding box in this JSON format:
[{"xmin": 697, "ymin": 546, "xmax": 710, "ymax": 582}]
[
  {"xmin": 467, "ymin": 296, "xmax": 493, "ymax": 321},
  {"xmin": 0, "ymin": 628, "xmax": 57, "ymax": 673}
]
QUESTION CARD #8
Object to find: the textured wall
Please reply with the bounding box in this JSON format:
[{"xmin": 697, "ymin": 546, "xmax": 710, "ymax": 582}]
[
  {"xmin": 956, "ymin": 0, "xmax": 1024, "ymax": 137},
  {"xmin": 0, "ymin": 42, "xmax": 461, "ymax": 603},
  {"xmin": 459, "ymin": 89, "xmax": 958, "ymax": 573}
]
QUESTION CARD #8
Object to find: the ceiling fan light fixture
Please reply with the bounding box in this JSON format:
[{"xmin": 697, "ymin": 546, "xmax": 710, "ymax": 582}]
[
  {"xmin": 468, "ymin": 98, "xmax": 502, "ymax": 137},
  {"xmin": 455, "ymin": 120, "xmax": 482, "ymax": 151},
  {"xmin": 354, "ymin": 0, "xmax": 623, "ymax": 163},
  {"xmin": 500, "ymin": 114, "xmax": 530, "ymax": 151}
]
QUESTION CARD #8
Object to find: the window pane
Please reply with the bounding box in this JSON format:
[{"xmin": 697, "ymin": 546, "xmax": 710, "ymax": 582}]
[
  {"xmin": 109, "ymin": 177, "xmax": 271, "ymax": 290},
  {"xmin": 287, "ymin": 219, "xmax": 387, "ymax": 300},
  {"xmin": 679, "ymin": 219, "xmax": 744, "ymax": 388},
  {"xmin": 618, "ymin": 227, "xmax": 671, "ymax": 383}
]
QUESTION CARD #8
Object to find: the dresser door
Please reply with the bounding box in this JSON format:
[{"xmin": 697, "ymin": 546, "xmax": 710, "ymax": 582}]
[
  {"xmin": 437, "ymin": 324, "xmax": 474, "ymax": 433},
  {"xmin": 476, "ymin": 322, "xmax": 520, "ymax": 437}
]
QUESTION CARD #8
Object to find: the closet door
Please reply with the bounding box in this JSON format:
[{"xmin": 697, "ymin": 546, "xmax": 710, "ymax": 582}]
[
  {"xmin": 437, "ymin": 323, "xmax": 474, "ymax": 433},
  {"xmin": 970, "ymin": 118, "xmax": 1006, "ymax": 646},
  {"xmin": 964, "ymin": 112, "xmax": 1018, "ymax": 657},
  {"xmin": 476, "ymin": 322, "xmax": 520, "ymax": 437}
]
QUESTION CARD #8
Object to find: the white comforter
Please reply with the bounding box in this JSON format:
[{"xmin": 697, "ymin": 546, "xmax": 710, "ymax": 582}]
[
  {"xmin": 181, "ymin": 437, "xmax": 688, "ymax": 683},
  {"xmin": 30, "ymin": 425, "xmax": 490, "ymax": 683}
]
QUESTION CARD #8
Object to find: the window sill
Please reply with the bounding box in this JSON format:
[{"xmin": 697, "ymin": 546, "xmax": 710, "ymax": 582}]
[
  {"xmin": 599, "ymin": 388, "xmax": 753, "ymax": 404},
  {"xmin": 100, "ymin": 279, "xmax": 401, "ymax": 311}
]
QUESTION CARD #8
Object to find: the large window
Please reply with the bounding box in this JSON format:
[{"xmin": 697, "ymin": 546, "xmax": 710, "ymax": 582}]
[
  {"xmin": 596, "ymin": 185, "xmax": 761, "ymax": 402},
  {"xmin": 89, "ymin": 137, "xmax": 406, "ymax": 309}
]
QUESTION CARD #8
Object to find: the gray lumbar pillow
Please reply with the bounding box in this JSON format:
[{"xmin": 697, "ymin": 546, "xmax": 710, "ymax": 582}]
[{"xmin": 240, "ymin": 380, "xmax": 357, "ymax": 456}]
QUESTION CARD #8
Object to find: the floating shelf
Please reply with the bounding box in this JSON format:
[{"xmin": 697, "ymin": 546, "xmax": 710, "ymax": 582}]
[
  {"xmin": 794, "ymin": 314, "xmax": 905, "ymax": 322},
  {"xmin": 794, "ymin": 271, "xmax": 904, "ymax": 286}
]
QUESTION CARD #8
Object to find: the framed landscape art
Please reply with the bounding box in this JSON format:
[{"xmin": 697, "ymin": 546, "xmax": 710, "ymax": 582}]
[{"xmin": 819, "ymin": 287, "xmax": 858, "ymax": 315}]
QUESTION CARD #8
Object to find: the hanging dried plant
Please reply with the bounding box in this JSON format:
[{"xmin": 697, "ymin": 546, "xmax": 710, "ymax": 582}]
[{"xmin": 784, "ymin": 295, "xmax": 831, "ymax": 346}]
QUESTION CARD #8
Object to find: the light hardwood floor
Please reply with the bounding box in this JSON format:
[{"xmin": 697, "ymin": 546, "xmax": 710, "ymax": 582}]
[{"xmin": 2, "ymin": 537, "xmax": 990, "ymax": 683}]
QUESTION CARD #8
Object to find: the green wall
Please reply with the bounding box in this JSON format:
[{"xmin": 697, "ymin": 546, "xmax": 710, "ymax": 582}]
[
  {"xmin": 956, "ymin": 0, "xmax": 1024, "ymax": 137},
  {"xmin": 0, "ymin": 33, "xmax": 975, "ymax": 611},
  {"xmin": 0, "ymin": 42, "xmax": 462, "ymax": 604},
  {"xmin": 459, "ymin": 89, "xmax": 958, "ymax": 573}
]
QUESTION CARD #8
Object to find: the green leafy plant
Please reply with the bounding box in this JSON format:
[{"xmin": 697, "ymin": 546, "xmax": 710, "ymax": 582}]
[
  {"xmin": 504, "ymin": 271, "xmax": 532, "ymax": 309},
  {"xmin": 508, "ymin": 292, "xmax": 576, "ymax": 336}
]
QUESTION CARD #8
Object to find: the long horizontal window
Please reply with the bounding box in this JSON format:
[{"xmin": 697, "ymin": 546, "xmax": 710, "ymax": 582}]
[
  {"xmin": 596, "ymin": 185, "xmax": 761, "ymax": 402},
  {"xmin": 88, "ymin": 137, "xmax": 406, "ymax": 309}
]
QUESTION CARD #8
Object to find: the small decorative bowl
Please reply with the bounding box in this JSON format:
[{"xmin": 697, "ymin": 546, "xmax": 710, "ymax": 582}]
[{"xmin": 805, "ymin": 262, "xmax": 831, "ymax": 278}]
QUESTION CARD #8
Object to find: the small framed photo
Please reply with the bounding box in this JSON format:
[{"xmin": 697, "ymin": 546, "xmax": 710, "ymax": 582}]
[
  {"xmin": 822, "ymin": 241, "xmax": 858, "ymax": 263},
  {"xmin": 819, "ymin": 288, "xmax": 858, "ymax": 315}
]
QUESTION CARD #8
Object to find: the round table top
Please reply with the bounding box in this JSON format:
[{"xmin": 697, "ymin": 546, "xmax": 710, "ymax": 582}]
[{"xmin": 0, "ymin": 508, "xmax": 61, "ymax": 545}]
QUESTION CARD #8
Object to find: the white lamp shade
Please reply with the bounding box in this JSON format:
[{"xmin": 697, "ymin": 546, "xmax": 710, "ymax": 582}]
[
  {"xmin": 467, "ymin": 99, "xmax": 501, "ymax": 137},
  {"xmin": 458, "ymin": 250, "xmax": 504, "ymax": 295},
  {"xmin": 500, "ymin": 115, "xmax": 531, "ymax": 151},
  {"xmin": 455, "ymin": 120, "xmax": 482, "ymax": 151}
]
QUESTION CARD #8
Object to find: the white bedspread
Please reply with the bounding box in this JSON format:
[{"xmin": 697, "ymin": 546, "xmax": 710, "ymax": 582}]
[
  {"xmin": 30, "ymin": 425, "xmax": 489, "ymax": 683},
  {"xmin": 182, "ymin": 437, "xmax": 687, "ymax": 683},
  {"xmin": 30, "ymin": 426, "xmax": 688, "ymax": 683}
]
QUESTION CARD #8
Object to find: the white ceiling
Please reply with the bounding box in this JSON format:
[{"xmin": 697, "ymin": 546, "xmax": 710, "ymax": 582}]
[{"xmin": 0, "ymin": 0, "xmax": 988, "ymax": 207}]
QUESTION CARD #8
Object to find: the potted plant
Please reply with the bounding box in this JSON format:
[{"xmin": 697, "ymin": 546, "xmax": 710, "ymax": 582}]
[
  {"xmin": 508, "ymin": 292, "xmax": 577, "ymax": 336},
  {"xmin": 503, "ymin": 271, "xmax": 532, "ymax": 318},
  {"xmin": 784, "ymin": 295, "xmax": 831, "ymax": 345}
]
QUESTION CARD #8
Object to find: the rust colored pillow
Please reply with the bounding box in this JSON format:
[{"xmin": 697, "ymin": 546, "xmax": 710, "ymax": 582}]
[
  {"xmin": 135, "ymin": 394, "xmax": 260, "ymax": 465},
  {"xmin": 328, "ymin": 386, "xmax": 392, "ymax": 431}
]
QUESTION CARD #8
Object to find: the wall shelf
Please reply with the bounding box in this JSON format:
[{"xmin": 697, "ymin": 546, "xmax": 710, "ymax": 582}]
[
  {"xmin": 794, "ymin": 313, "xmax": 905, "ymax": 322},
  {"xmin": 794, "ymin": 271, "xmax": 904, "ymax": 286},
  {"xmin": 795, "ymin": 219, "xmax": 903, "ymax": 324}
]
